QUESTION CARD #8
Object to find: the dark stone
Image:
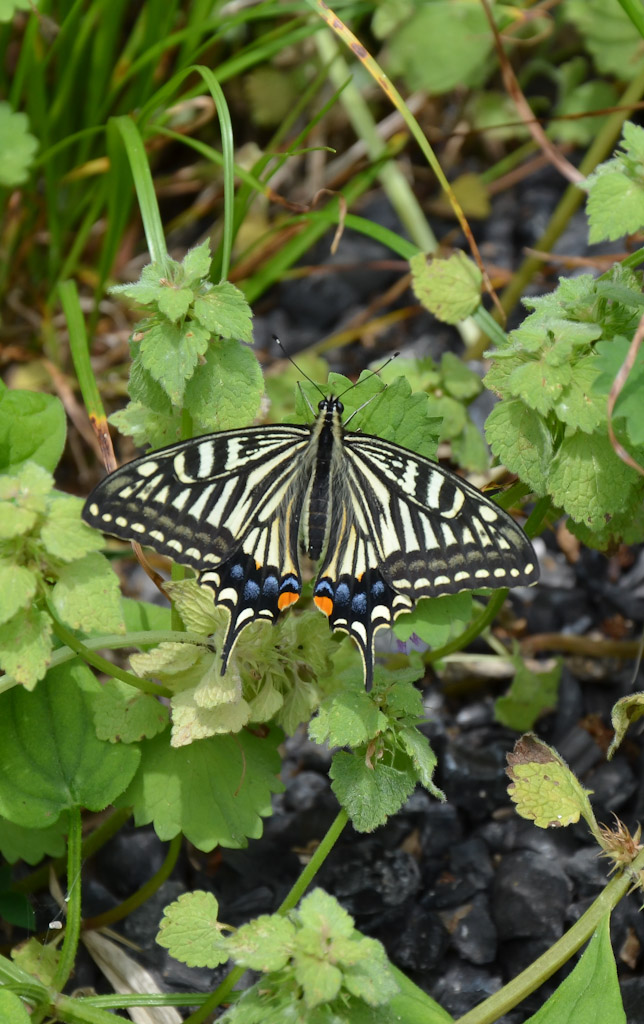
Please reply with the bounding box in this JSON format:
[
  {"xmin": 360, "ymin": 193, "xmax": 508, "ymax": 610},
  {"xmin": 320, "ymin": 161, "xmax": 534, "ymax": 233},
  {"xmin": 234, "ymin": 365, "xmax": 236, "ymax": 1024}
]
[
  {"xmin": 451, "ymin": 894, "xmax": 498, "ymax": 965},
  {"xmin": 439, "ymin": 737, "xmax": 512, "ymax": 820},
  {"xmin": 418, "ymin": 801, "xmax": 464, "ymax": 858},
  {"xmin": 430, "ymin": 959, "xmax": 502, "ymax": 1017},
  {"xmin": 377, "ymin": 903, "xmax": 449, "ymax": 973},
  {"xmin": 449, "ymin": 837, "xmax": 495, "ymax": 891},
  {"xmin": 621, "ymin": 977, "xmax": 644, "ymax": 1023},
  {"xmin": 493, "ymin": 851, "xmax": 571, "ymax": 942},
  {"xmin": 94, "ymin": 826, "xmax": 169, "ymax": 899},
  {"xmin": 318, "ymin": 841, "xmax": 421, "ymax": 919}
]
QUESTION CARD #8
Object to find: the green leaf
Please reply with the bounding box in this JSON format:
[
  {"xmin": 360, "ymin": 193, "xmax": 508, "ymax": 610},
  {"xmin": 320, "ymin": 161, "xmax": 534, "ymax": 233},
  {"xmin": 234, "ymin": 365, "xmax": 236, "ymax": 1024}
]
[
  {"xmin": 156, "ymin": 891, "xmax": 229, "ymax": 968},
  {"xmin": 395, "ymin": 592, "xmax": 472, "ymax": 648},
  {"xmin": 387, "ymin": 3, "xmax": 491, "ymax": 93},
  {"xmin": 587, "ymin": 169, "xmax": 644, "ymax": 243},
  {"xmin": 192, "ymin": 281, "xmax": 253, "ymax": 342},
  {"xmin": 506, "ymin": 733, "xmax": 596, "ymax": 831},
  {"xmin": 553, "ymin": 358, "xmax": 606, "ymax": 434},
  {"xmin": 0, "ymin": 564, "xmax": 37, "ymax": 625},
  {"xmin": 226, "ymin": 914, "xmax": 296, "ymax": 972},
  {"xmin": 594, "ymin": 337, "xmax": 644, "ymax": 446},
  {"xmin": 184, "ymin": 340, "xmax": 263, "ymax": 433},
  {"xmin": 0, "ymin": 608, "xmax": 52, "ymax": 689},
  {"xmin": 398, "ymin": 728, "xmax": 444, "ymax": 799},
  {"xmin": 506, "ymin": 359, "xmax": 573, "ymax": 417},
  {"xmin": 350, "ymin": 376, "xmax": 440, "ymax": 460},
  {"xmin": 93, "ymin": 679, "xmax": 169, "ymax": 743},
  {"xmin": 565, "ymin": 0, "xmax": 644, "ymax": 78},
  {"xmin": 309, "ymin": 692, "xmax": 387, "ymax": 748},
  {"xmin": 0, "ymin": 102, "xmax": 38, "ymax": 186},
  {"xmin": 40, "ymin": 494, "xmax": 105, "ymax": 561},
  {"xmin": 330, "ymin": 753, "xmax": 416, "ymax": 832},
  {"xmin": 526, "ymin": 914, "xmax": 625, "ymax": 1023},
  {"xmin": 485, "ymin": 399, "xmax": 552, "ymax": 494},
  {"xmin": 495, "ymin": 657, "xmax": 561, "ymax": 732},
  {"xmin": 549, "ymin": 430, "xmax": 640, "ymax": 527},
  {"xmin": 0, "ymin": 988, "xmax": 32, "ymax": 1023},
  {"xmin": 181, "ymin": 240, "xmax": 212, "ymax": 285},
  {"xmin": 0, "ymin": 815, "xmax": 68, "ymax": 865},
  {"xmin": 410, "ymin": 250, "xmax": 482, "ymax": 324},
  {"xmin": 11, "ymin": 937, "xmax": 59, "ymax": 987},
  {"xmin": 608, "ymin": 692, "xmax": 644, "ymax": 759},
  {"xmin": 0, "ymin": 389, "xmax": 66, "ymax": 474},
  {"xmin": 0, "ymin": 664, "xmax": 140, "ymax": 827},
  {"xmin": 440, "ymin": 352, "xmax": 482, "ymax": 400},
  {"xmin": 450, "ymin": 420, "xmax": 489, "ymax": 473},
  {"xmin": 50, "ymin": 552, "xmax": 125, "ymax": 635},
  {"xmin": 118, "ymin": 726, "xmax": 283, "ymax": 850},
  {"xmin": 109, "ymin": 400, "xmax": 182, "ymax": 450},
  {"xmin": 138, "ymin": 320, "xmax": 205, "ymax": 406},
  {"xmin": 158, "ymin": 286, "xmax": 194, "ymax": 322}
]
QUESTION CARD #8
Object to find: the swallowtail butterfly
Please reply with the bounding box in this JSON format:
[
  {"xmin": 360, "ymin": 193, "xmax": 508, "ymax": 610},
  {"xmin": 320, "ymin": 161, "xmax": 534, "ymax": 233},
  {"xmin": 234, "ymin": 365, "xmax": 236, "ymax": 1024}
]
[{"xmin": 82, "ymin": 393, "xmax": 538, "ymax": 689}]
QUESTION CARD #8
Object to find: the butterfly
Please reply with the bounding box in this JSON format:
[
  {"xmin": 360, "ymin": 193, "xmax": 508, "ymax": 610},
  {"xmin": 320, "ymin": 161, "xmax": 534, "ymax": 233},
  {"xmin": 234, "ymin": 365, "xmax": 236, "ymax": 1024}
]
[{"xmin": 82, "ymin": 388, "xmax": 538, "ymax": 690}]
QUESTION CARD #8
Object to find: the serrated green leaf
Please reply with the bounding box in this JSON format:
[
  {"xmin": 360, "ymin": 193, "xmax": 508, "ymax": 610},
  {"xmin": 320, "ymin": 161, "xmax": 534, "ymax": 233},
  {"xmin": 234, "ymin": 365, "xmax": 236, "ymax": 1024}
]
[
  {"xmin": 171, "ymin": 684, "xmax": 251, "ymax": 746},
  {"xmin": 549, "ymin": 431, "xmax": 639, "ymax": 527},
  {"xmin": 553, "ymin": 358, "xmax": 605, "ymax": 434},
  {"xmin": 527, "ymin": 914, "xmax": 625, "ymax": 1024},
  {"xmin": 50, "ymin": 552, "xmax": 125, "ymax": 634},
  {"xmin": 506, "ymin": 733, "xmax": 595, "ymax": 830},
  {"xmin": 0, "ymin": 501, "xmax": 36, "ymax": 538},
  {"xmin": 398, "ymin": 728, "xmax": 444, "ymax": 799},
  {"xmin": 93, "ymin": 679, "xmax": 169, "ymax": 743},
  {"xmin": 41, "ymin": 494, "xmax": 105, "ymax": 561},
  {"xmin": 185, "ymin": 340, "xmax": 263, "ymax": 433},
  {"xmin": 587, "ymin": 170, "xmax": 644, "ymax": 243},
  {"xmin": 495, "ymin": 657, "xmax": 561, "ymax": 732},
  {"xmin": 156, "ymin": 891, "xmax": 228, "ymax": 968},
  {"xmin": 330, "ymin": 753, "xmax": 416, "ymax": 832},
  {"xmin": 0, "ymin": 663, "xmax": 140, "ymax": 826},
  {"xmin": 0, "ymin": 608, "xmax": 52, "ymax": 689},
  {"xmin": 158, "ymin": 286, "xmax": 194, "ymax": 322},
  {"xmin": 394, "ymin": 592, "xmax": 472, "ymax": 648},
  {"xmin": 181, "ymin": 240, "xmax": 212, "ymax": 285},
  {"xmin": 0, "ymin": 389, "xmax": 66, "ymax": 475},
  {"xmin": 109, "ymin": 400, "xmax": 182, "ymax": 450},
  {"xmin": 0, "ymin": 102, "xmax": 38, "ymax": 186},
  {"xmin": 192, "ymin": 281, "xmax": 253, "ymax": 342},
  {"xmin": 0, "ymin": 564, "xmax": 37, "ymax": 624},
  {"xmin": 506, "ymin": 359, "xmax": 572, "ymax": 416},
  {"xmin": 411, "ymin": 250, "xmax": 482, "ymax": 324},
  {"xmin": 309, "ymin": 692, "xmax": 386, "ymax": 748},
  {"xmin": 117, "ymin": 726, "xmax": 283, "ymax": 850},
  {"xmin": 296, "ymin": 956, "xmax": 343, "ymax": 1008},
  {"xmin": 164, "ymin": 578, "xmax": 220, "ymax": 634},
  {"xmin": 0, "ymin": 815, "xmax": 68, "ymax": 865},
  {"xmin": 138, "ymin": 320, "xmax": 204, "ymax": 406},
  {"xmin": 227, "ymin": 914, "xmax": 296, "ymax": 971},
  {"xmin": 594, "ymin": 338, "xmax": 644, "ymax": 446},
  {"xmin": 485, "ymin": 399, "xmax": 552, "ymax": 494}
]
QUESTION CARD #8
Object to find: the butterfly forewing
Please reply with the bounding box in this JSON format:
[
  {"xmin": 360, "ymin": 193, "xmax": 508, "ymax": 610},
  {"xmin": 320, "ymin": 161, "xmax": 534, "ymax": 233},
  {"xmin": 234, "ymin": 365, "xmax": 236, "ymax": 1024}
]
[{"xmin": 83, "ymin": 395, "xmax": 539, "ymax": 690}]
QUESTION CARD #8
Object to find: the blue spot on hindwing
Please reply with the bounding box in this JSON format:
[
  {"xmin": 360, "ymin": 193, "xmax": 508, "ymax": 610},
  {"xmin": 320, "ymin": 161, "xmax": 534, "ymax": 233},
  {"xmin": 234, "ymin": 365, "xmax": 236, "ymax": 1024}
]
[
  {"xmin": 281, "ymin": 575, "xmax": 301, "ymax": 594},
  {"xmin": 243, "ymin": 580, "xmax": 261, "ymax": 601},
  {"xmin": 352, "ymin": 592, "xmax": 367, "ymax": 614},
  {"xmin": 230, "ymin": 564, "xmax": 244, "ymax": 579},
  {"xmin": 371, "ymin": 580, "xmax": 385, "ymax": 598},
  {"xmin": 335, "ymin": 583, "xmax": 350, "ymax": 607},
  {"xmin": 314, "ymin": 578, "xmax": 333, "ymax": 598},
  {"xmin": 263, "ymin": 575, "xmax": 279, "ymax": 595}
]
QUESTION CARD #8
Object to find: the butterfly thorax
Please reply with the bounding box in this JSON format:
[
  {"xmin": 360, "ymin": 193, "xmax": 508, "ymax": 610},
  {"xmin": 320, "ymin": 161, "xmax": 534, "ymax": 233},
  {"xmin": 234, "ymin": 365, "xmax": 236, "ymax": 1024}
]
[{"xmin": 302, "ymin": 397, "xmax": 345, "ymax": 561}]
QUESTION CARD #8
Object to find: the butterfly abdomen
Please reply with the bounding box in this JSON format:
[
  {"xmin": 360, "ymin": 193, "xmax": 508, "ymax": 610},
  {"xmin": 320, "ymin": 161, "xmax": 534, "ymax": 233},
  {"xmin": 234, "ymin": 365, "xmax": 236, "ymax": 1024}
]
[{"xmin": 303, "ymin": 399, "xmax": 343, "ymax": 561}]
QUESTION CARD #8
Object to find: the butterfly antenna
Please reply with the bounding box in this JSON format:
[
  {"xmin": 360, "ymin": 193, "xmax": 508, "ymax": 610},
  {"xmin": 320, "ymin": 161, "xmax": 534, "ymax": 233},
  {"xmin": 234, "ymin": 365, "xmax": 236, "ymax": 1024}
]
[
  {"xmin": 336, "ymin": 352, "xmax": 400, "ymax": 400},
  {"xmin": 274, "ymin": 336, "xmax": 326, "ymax": 400}
]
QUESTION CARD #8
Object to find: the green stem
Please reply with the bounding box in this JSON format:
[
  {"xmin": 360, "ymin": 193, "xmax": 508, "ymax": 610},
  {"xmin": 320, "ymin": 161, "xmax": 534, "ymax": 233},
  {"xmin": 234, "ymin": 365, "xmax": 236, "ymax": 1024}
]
[{"xmin": 51, "ymin": 807, "xmax": 83, "ymax": 992}]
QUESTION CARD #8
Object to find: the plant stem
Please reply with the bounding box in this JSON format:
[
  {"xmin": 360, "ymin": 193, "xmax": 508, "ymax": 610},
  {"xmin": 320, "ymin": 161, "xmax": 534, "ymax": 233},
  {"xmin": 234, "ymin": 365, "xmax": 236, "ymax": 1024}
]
[{"xmin": 51, "ymin": 807, "xmax": 83, "ymax": 992}]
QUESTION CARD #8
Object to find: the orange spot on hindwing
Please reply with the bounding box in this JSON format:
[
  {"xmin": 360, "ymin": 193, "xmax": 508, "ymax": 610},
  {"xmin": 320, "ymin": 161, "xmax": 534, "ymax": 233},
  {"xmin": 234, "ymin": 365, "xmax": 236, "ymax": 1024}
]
[
  {"xmin": 278, "ymin": 591, "xmax": 300, "ymax": 611},
  {"xmin": 314, "ymin": 595, "xmax": 334, "ymax": 617}
]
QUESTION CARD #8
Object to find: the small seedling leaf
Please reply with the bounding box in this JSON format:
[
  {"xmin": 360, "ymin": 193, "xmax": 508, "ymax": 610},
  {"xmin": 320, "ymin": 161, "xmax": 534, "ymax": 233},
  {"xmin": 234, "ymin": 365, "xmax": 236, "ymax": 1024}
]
[{"xmin": 157, "ymin": 891, "xmax": 229, "ymax": 968}]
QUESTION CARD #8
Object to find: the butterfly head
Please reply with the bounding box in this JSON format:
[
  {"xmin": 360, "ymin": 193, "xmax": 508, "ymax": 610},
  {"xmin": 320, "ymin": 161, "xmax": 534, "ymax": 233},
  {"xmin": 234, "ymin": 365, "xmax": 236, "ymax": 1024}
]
[{"xmin": 318, "ymin": 396, "xmax": 344, "ymax": 416}]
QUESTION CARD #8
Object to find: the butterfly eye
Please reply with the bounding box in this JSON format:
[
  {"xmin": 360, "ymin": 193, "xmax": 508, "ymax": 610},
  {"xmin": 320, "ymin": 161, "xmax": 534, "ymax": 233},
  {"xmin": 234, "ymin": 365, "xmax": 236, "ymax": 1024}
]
[
  {"xmin": 335, "ymin": 400, "xmax": 344, "ymax": 414},
  {"xmin": 318, "ymin": 399, "xmax": 326, "ymax": 411}
]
